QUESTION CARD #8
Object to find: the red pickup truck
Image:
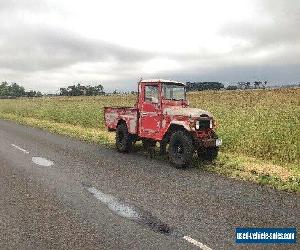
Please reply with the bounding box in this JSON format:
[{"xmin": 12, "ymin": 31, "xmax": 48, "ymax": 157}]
[{"xmin": 104, "ymin": 79, "xmax": 222, "ymax": 168}]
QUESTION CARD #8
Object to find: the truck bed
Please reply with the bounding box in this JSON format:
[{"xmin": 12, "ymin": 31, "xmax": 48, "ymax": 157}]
[{"xmin": 104, "ymin": 106, "xmax": 138, "ymax": 134}]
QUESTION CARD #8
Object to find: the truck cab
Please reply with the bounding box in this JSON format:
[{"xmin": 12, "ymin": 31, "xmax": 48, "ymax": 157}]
[
  {"xmin": 137, "ymin": 79, "xmax": 188, "ymax": 140},
  {"xmin": 104, "ymin": 79, "xmax": 222, "ymax": 168}
]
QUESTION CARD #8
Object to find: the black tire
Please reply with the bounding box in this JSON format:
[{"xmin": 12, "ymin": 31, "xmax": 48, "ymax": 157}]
[
  {"xmin": 116, "ymin": 123, "xmax": 133, "ymax": 153},
  {"xmin": 168, "ymin": 130, "xmax": 194, "ymax": 168},
  {"xmin": 197, "ymin": 147, "xmax": 219, "ymax": 161}
]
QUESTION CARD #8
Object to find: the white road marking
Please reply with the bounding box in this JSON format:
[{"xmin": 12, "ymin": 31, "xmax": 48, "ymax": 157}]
[
  {"xmin": 87, "ymin": 187, "xmax": 139, "ymax": 219},
  {"xmin": 32, "ymin": 157, "xmax": 54, "ymax": 167},
  {"xmin": 183, "ymin": 236, "xmax": 212, "ymax": 250},
  {"xmin": 11, "ymin": 144, "xmax": 29, "ymax": 154},
  {"xmin": 88, "ymin": 187, "xmax": 212, "ymax": 249}
]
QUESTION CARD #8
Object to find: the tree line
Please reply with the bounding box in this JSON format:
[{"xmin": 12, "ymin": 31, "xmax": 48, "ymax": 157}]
[
  {"xmin": 186, "ymin": 81, "xmax": 271, "ymax": 91},
  {"xmin": 186, "ymin": 82, "xmax": 224, "ymax": 91},
  {"xmin": 1, "ymin": 80, "xmax": 298, "ymax": 98},
  {"xmin": 0, "ymin": 82, "xmax": 42, "ymax": 98},
  {"xmin": 227, "ymin": 81, "xmax": 268, "ymax": 90},
  {"xmin": 0, "ymin": 82, "xmax": 105, "ymax": 98},
  {"xmin": 59, "ymin": 84, "xmax": 104, "ymax": 96}
]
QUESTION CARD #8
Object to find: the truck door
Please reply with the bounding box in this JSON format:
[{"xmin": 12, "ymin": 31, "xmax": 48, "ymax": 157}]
[{"xmin": 140, "ymin": 84, "xmax": 161, "ymax": 138}]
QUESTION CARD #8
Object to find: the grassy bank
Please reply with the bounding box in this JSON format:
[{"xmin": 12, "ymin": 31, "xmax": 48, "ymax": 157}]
[{"xmin": 0, "ymin": 89, "xmax": 299, "ymax": 192}]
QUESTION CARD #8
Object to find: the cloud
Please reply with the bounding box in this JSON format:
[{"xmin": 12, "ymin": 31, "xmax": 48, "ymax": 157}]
[
  {"xmin": 159, "ymin": 63, "xmax": 300, "ymax": 85},
  {"xmin": 0, "ymin": 25, "xmax": 153, "ymax": 72},
  {"xmin": 221, "ymin": 0, "xmax": 300, "ymax": 50},
  {"xmin": 0, "ymin": 0, "xmax": 299, "ymax": 92}
]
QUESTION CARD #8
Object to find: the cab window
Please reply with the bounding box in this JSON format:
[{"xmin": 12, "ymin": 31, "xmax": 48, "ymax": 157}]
[
  {"xmin": 145, "ymin": 85, "xmax": 159, "ymax": 103},
  {"xmin": 162, "ymin": 84, "xmax": 186, "ymax": 101}
]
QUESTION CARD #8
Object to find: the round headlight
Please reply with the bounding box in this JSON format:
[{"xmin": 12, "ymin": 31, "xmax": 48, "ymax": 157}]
[{"xmin": 195, "ymin": 121, "xmax": 200, "ymax": 130}]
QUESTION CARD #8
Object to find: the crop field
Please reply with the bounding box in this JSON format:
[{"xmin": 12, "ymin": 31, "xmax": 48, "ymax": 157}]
[{"xmin": 0, "ymin": 88, "xmax": 299, "ymax": 191}]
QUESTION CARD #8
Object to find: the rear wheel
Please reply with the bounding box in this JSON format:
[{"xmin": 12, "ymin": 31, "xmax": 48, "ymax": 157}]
[
  {"xmin": 197, "ymin": 147, "xmax": 219, "ymax": 161},
  {"xmin": 116, "ymin": 123, "xmax": 133, "ymax": 153},
  {"xmin": 168, "ymin": 131, "xmax": 194, "ymax": 168}
]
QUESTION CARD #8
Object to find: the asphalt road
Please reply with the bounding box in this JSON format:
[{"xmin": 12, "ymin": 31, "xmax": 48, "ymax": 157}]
[{"xmin": 0, "ymin": 120, "xmax": 299, "ymax": 250}]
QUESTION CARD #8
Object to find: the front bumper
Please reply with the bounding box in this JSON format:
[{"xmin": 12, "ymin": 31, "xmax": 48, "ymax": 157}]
[{"xmin": 196, "ymin": 138, "xmax": 222, "ymax": 148}]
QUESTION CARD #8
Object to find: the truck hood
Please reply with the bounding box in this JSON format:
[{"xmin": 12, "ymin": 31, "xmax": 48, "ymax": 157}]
[{"xmin": 163, "ymin": 107, "xmax": 212, "ymax": 118}]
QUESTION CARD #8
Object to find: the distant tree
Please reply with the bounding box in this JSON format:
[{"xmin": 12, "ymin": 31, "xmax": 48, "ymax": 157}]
[
  {"xmin": 85, "ymin": 85, "xmax": 94, "ymax": 96},
  {"xmin": 237, "ymin": 82, "xmax": 246, "ymax": 89},
  {"xmin": 254, "ymin": 81, "xmax": 262, "ymax": 89},
  {"xmin": 59, "ymin": 83, "xmax": 104, "ymax": 96},
  {"xmin": 237, "ymin": 81, "xmax": 251, "ymax": 89},
  {"xmin": 0, "ymin": 82, "xmax": 25, "ymax": 97},
  {"xmin": 0, "ymin": 82, "xmax": 9, "ymax": 96},
  {"xmin": 226, "ymin": 85, "xmax": 238, "ymax": 90},
  {"xmin": 83, "ymin": 85, "xmax": 103, "ymax": 96},
  {"xmin": 26, "ymin": 91, "xmax": 37, "ymax": 97},
  {"xmin": 60, "ymin": 88, "xmax": 68, "ymax": 96},
  {"xmin": 186, "ymin": 82, "xmax": 224, "ymax": 91},
  {"xmin": 245, "ymin": 82, "xmax": 251, "ymax": 89},
  {"xmin": 10, "ymin": 82, "xmax": 25, "ymax": 97},
  {"xmin": 25, "ymin": 90, "xmax": 43, "ymax": 97},
  {"xmin": 66, "ymin": 84, "xmax": 83, "ymax": 96},
  {"xmin": 92, "ymin": 84, "xmax": 104, "ymax": 95}
]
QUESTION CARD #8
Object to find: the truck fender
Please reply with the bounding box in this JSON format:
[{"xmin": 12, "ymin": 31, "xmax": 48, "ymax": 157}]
[
  {"xmin": 168, "ymin": 120, "xmax": 191, "ymax": 132},
  {"xmin": 159, "ymin": 121, "xmax": 191, "ymax": 155},
  {"xmin": 117, "ymin": 117, "xmax": 137, "ymax": 135},
  {"xmin": 162, "ymin": 120, "xmax": 191, "ymax": 140}
]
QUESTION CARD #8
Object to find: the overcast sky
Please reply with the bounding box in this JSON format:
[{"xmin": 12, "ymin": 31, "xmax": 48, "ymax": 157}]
[{"xmin": 0, "ymin": 0, "xmax": 299, "ymax": 92}]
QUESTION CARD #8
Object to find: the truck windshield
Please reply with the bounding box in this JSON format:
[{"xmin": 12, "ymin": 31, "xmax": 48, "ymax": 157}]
[{"xmin": 163, "ymin": 84, "xmax": 186, "ymax": 101}]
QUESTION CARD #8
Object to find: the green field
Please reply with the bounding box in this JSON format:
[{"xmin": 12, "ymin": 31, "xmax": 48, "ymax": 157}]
[{"xmin": 0, "ymin": 88, "xmax": 299, "ymax": 192}]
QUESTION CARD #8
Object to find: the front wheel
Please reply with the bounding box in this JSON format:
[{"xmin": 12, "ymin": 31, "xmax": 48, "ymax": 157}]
[
  {"xmin": 197, "ymin": 147, "xmax": 219, "ymax": 161},
  {"xmin": 116, "ymin": 123, "xmax": 133, "ymax": 153},
  {"xmin": 168, "ymin": 131, "xmax": 194, "ymax": 168}
]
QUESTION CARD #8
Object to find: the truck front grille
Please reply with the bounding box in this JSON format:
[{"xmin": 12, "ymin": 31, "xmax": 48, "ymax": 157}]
[{"xmin": 197, "ymin": 120, "xmax": 211, "ymax": 130}]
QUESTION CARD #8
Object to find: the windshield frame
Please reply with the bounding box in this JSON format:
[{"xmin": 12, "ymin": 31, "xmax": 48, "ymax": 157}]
[{"xmin": 162, "ymin": 83, "xmax": 186, "ymax": 101}]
